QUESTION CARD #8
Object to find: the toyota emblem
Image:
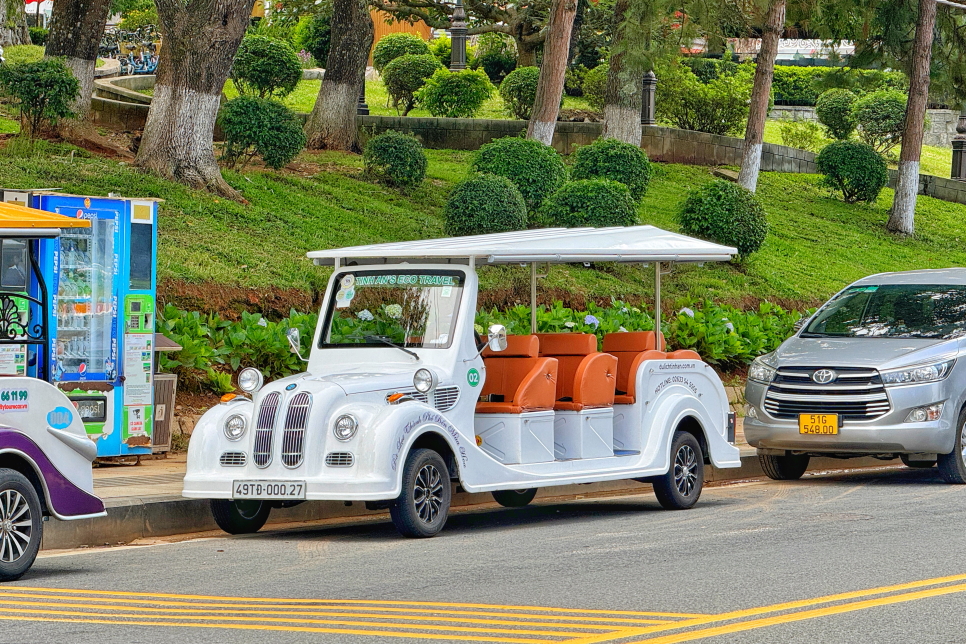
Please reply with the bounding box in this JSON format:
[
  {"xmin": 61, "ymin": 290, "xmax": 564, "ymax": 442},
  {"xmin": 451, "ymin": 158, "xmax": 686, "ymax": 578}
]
[{"xmin": 812, "ymin": 369, "xmax": 837, "ymax": 384}]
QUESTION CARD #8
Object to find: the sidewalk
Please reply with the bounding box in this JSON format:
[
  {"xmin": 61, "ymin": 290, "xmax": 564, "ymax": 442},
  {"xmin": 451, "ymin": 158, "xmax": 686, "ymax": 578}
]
[{"xmin": 41, "ymin": 422, "xmax": 897, "ymax": 550}]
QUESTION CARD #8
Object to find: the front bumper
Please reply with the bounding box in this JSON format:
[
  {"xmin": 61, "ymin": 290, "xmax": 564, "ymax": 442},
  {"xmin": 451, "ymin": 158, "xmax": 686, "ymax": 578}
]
[{"xmin": 182, "ymin": 473, "xmax": 399, "ymax": 501}]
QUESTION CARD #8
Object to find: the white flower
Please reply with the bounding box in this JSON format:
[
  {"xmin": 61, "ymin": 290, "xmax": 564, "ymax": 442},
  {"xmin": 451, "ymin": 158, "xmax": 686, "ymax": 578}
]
[
  {"xmin": 564, "ymin": 322, "xmax": 576, "ymax": 328},
  {"xmin": 724, "ymin": 321, "xmax": 735, "ymax": 333},
  {"xmin": 357, "ymin": 309, "xmax": 374, "ymax": 321},
  {"xmin": 257, "ymin": 317, "xmax": 268, "ymax": 327},
  {"xmin": 620, "ymin": 307, "xmax": 628, "ymax": 313},
  {"xmin": 680, "ymin": 307, "xmax": 694, "ymax": 318},
  {"xmin": 385, "ymin": 304, "xmax": 403, "ymax": 319},
  {"xmin": 619, "ymin": 326, "xmax": 628, "ymax": 332}
]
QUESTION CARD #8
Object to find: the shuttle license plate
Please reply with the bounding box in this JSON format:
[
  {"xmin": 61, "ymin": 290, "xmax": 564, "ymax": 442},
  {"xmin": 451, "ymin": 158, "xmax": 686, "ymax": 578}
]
[
  {"xmin": 799, "ymin": 414, "xmax": 839, "ymax": 435},
  {"xmin": 232, "ymin": 480, "xmax": 306, "ymax": 500}
]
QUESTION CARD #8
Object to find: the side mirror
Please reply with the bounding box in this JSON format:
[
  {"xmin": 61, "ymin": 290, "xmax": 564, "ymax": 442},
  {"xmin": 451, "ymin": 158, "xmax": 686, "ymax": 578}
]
[
  {"xmin": 287, "ymin": 327, "xmax": 308, "ymax": 362},
  {"xmin": 793, "ymin": 317, "xmax": 808, "ymax": 333},
  {"xmin": 487, "ymin": 324, "xmax": 508, "ymax": 352}
]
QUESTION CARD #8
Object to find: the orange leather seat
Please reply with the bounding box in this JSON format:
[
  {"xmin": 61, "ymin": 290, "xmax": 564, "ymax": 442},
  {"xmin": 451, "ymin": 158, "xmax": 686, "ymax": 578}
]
[
  {"xmin": 666, "ymin": 349, "xmax": 701, "ymax": 361},
  {"xmin": 536, "ymin": 333, "xmax": 618, "ymax": 411},
  {"xmin": 476, "ymin": 335, "xmax": 558, "ymax": 414},
  {"xmin": 602, "ymin": 332, "xmax": 667, "ymax": 405}
]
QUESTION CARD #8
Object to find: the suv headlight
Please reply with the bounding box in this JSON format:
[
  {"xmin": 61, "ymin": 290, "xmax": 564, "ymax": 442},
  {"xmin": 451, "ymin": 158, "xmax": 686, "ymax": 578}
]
[
  {"xmin": 238, "ymin": 367, "xmax": 264, "ymax": 394},
  {"xmin": 333, "ymin": 414, "xmax": 358, "ymax": 441},
  {"xmin": 881, "ymin": 359, "xmax": 956, "ymax": 386},
  {"xmin": 413, "ymin": 368, "xmax": 437, "ymax": 393},
  {"xmin": 748, "ymin": 357, "xmax": 777, "ymax": 384},
  {"xmin": 224, "ymin": 414, "xmax": 247, "ymax": 440}
]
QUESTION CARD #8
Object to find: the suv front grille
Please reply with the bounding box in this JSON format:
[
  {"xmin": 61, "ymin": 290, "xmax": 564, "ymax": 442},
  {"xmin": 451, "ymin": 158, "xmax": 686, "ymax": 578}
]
[
  {"xmin": 764, "ymin": 367, "xmax": 891, "ymax": 420},
  {"xmin": 253, "ymin": 392, "xmax": 281, "ymax": 467},
  {"xmin": 281, "ymin": 392, "xmax": 311, "ymax": 468},
  {"xmin": 401, "ymin": 385, "xmax": 461, "ymax": 412}
]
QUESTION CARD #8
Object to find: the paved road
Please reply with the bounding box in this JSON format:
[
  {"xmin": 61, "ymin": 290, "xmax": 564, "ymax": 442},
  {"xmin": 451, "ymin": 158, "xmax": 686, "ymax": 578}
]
[{"xmin": 6, "ymin": 465, "xmax": 966, "ymax": 644}]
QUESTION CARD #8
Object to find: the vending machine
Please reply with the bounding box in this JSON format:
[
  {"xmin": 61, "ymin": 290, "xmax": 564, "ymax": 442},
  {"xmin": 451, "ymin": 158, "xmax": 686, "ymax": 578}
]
[{"xmin": 31, "ymin": 194, "xmax": 159, "ymax": 458}]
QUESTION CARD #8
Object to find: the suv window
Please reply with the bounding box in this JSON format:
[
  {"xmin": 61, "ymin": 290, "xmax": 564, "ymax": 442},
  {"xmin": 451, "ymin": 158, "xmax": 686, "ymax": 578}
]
[{"xmin": 803, "ymin": 284, "xmax": 966, "ymax": 339}]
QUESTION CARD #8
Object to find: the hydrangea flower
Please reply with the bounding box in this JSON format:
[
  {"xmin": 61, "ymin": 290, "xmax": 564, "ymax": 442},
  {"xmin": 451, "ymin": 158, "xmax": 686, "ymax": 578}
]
[
  {"xmin": 584, "ymin": 314, "xmax": 600, "ymax": 328},
  {"xmin": 385, "ymin": 304, "xmax": 403, "ymax": 319},
  {"xmin": 679, "ymin": 307, "xmax": 695, "ymax": 318},
  {"xmin": 357, "ymin": 309, "xmax": 374, "ymax": 321},
  {"xmin": 620, "ymin": 307, "xmax": 628, "ymax": 313},
  {"xmin": 724, "ymin": 321, "xmax": 735, "ymax": 333},
  {"xmin": 619, "ymin": 326, "xmax": 628, "ymax": 333}
]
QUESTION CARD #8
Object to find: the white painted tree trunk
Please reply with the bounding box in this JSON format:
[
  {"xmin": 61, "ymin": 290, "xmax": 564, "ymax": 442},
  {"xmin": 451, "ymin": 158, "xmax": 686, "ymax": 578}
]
[
  {"xmin": 64, "ymin": 58, "xmax": 96, "ymax": 117},
  {"xmin": 526, "ymin": 0, "xmax": 577, "ymax": 146},
  {"xmin": 890, "ymin": 161, "xmax": 920, "ymax": 235},
  {"xmin": 601, "ymin": 0, "xmax": 643, "ymax": 146},
  {"xmin": 602, "ymin": 104, "xmax": 641, "ymax": 145}
]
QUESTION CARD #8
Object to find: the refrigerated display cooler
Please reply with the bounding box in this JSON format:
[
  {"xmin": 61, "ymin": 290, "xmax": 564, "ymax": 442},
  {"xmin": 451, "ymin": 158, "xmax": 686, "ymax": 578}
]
[{"xmin": 0, "ymin": 191, "xmax": 159, "ymax": 458}]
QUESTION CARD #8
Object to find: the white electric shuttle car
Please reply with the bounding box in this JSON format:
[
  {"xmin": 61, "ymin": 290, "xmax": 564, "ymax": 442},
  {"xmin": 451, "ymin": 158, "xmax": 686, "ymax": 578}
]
[{"xmin": 183, "ymin": 226, "xmax": 741, "ymax": 537}]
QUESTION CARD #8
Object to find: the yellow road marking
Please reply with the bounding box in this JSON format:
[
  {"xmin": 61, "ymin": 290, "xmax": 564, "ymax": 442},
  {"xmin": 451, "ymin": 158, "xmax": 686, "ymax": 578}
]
[
  {"xmin": 0, "ymin": 594, "xmax": 640, "ymax": 629},
  {"xmin": 627, "ymin": 581, "xmax": 966, "ymax": 643},
  {"xmin": 0, "ymin": 604, "xmax": 590, "ymax": 638},
  {"xmin": 1, "ymin": 586, "xmax": 704, "ymax": 618}
]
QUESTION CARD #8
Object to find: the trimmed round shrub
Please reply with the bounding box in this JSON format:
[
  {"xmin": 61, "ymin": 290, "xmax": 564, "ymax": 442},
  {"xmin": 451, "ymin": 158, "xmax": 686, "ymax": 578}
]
[
  {"xmin": 444, "ymin": 174, "xmax": 527, "ymax": 237},
  {"xmin": 416, "ymin": 68, "xmax": 493, "ymax": 118},
  {"xmin": 28, "ymin": 27, "xmax": 47, "ymax": 46},
  {"xmin": 382, "ymin": 54, "xmax": 443, "ymax": 115},
  {"xmin": 582, "ymin": 63, "xmax": 608, "ymax": 111},
  {"xmin": 219, "ymin": 96, "xmax": 306, "ymax": 170},
  {"xmin": 429, "ymin": 36, "xmax": 452, "ymax": 67},
  {"xmin": 0, "ymin": 58, "xmax": 79, "ymax": 138},
  {"xmin": 815, "ymin": 88, "xmax": 857, "ymax": 140},
  {"xmin": 293, "ymin": 13, "xmax": 331, "ymax": 66},
  {"xmin": 472, "ymin": 33, "xmax": 517, "ymax": 83},
  {"xmin": 541, "ymin": 180, "xmax": 638, "ymax": 228},
  {"xmin": 499, "ymin": 66, "xmax": 540, "ymax": 119},
  {"xmin": 231, "ymin": 35, "xmax": 302, "ymax": 98},
  {"xmin": 363, "ymin": 131, "xmax": 427, "ymax": 190},
  {"xmin": 853, "ymin": 89, "xmax": 906, "ymax": 154},
  {"xmin": 565, "ymin": 64, "xmax": 587, "ymax": 97},
  {"xmin": 472, "ymin": 137, "xmax": 567, "ymax": 211},
  {"xmin": 816, "ymin": 140, "xmax": 888, "ymax": 204},
  {"xmin": 571, "ymin": 138, "xmax": 652, "ymax": 201},
  {"xmin": 676, "ymin": 180, "xmax": 768, "ymax": 257},
  {"xmin": 373, "ymin": 33, "xmax": 431, "ymax": 73}
]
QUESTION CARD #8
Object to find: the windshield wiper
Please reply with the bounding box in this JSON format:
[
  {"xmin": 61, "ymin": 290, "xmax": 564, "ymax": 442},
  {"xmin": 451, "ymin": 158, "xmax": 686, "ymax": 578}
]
[{"xmin": 365, "ymin": 335, "xmax": 420, "ymax": 360}]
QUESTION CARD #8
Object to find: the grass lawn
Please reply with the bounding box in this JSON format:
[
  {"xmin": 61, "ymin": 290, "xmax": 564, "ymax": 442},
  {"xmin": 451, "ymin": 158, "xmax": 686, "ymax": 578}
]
[
  {"xmin": 762, "ymin": 120, "xmax": 953, "ymax": 179},
  {"xmin": 1, "ymin": 135, "xmax": 965, "ymax": 314}
]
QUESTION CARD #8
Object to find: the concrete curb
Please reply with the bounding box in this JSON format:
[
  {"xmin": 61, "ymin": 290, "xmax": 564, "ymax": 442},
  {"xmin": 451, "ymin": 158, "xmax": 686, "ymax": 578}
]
[{"xmin": 41, "ymin": 452, "xmax": 898, "ymax": 550}]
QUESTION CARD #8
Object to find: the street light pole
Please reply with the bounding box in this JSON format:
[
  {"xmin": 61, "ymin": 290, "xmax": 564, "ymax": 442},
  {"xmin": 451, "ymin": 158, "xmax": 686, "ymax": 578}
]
[{"xmin": 449, "ymin": 0, "xmax": 467, "ymax": 70}]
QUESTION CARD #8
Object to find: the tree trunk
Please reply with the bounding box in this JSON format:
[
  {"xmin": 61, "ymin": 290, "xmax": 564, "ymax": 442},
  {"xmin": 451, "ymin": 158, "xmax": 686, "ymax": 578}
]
[
  {"xmin": 737, "ymin": 0, "xmax": 785, "ymax": 193},
  {"xmin": 887, "ymin": 0, "xmax": 937, "ymax": 236},
  {"xmin": 135, "ymin": 0, "xmax": 254, "ymax": 200},
  {"xmin": 0, "ymin": 0, "xmax": 29, "ymax": 47},
  {"xmin": 602, "ymin": 0, "xmax": 642, "ymax": 145},
  {"xmin": 527, "ymin": 0, "xmax": 577, "ymax": 145},
  {"xmin": 304, "ymin": 0, "xmax": 373, "ymax": 152},
  {"xmin": 45, "ymin": 0, "xmax": 113, "ymax": 118},
  {"xmin": 517, "ymin": 39, "xmax": 540, "ymax": 68}
]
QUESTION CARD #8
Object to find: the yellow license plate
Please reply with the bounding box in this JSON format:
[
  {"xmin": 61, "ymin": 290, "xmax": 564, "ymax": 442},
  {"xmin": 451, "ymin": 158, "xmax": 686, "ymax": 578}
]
[{"xmin": 799, "ymin": 414, "xmax": 839, "ymax": 435}]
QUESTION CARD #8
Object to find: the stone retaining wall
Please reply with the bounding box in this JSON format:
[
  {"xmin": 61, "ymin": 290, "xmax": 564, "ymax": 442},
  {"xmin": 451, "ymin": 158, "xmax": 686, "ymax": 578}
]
[{"xmin": 768, "ymin": 105, "xmax": 958, "ymax": 148}]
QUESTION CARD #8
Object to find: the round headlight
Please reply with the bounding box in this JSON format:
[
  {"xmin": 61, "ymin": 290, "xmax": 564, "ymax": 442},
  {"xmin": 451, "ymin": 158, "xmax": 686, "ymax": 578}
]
[
  {"xmin": 333, "ymin": 414, "xmax": 358, "ymax": 441},
  {"xmin": 238, "ymin": 367, "xmax": 264, "ymax": 394},
  {"xmin": 224, "ymin": 414, "xmax": 247, "ymax": 440},
  {"xmin": 413, "ymin": 368, "xmax": 437, "ymax": 393}
]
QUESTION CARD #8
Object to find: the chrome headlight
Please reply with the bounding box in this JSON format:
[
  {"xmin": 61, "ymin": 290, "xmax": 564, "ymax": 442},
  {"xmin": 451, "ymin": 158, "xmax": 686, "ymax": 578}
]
[
  {"xmin": 333, "ymin": 414, "xmax": 358, "ymax": 441},
  {"xmin": 881, "ymin": 359, "xmax": 956, "ymax": 386},
  {"xmin": 238, "ymin": 367, "xmax": 264, "ymax": 394},
  {"xmin": 748, "ymin": 357, "xmax": 777, "ymax": 384},
  {"xmin": 224, "ymin": 414, "xmax": 247, "ymax": 440},
  {"xmin": 413, "ymin": 368, "xmax": 437, "ymax": 393}
]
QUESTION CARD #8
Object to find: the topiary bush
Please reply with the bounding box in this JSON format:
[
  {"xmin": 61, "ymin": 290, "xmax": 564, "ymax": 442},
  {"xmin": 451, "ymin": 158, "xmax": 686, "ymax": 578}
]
[
  {"xmin": 219, "ymin": 96, "xmax": 306, "ymax": 170},
  {"xmin": 363, "ymin": 131, "xmax": 427, "ymax": 190},
  {"xmin": 416, "ymin": 68, "xmax": 493, "ymax": 118},
  {"xmin": 816, "ymin": 140, "xmax": 888, "ymax": 204},
  {"xmin": 540, "ymin": 179, "xmax": 638, "ymax": 228},
  {"xmin": 293, "ymin": 12, "xmax": 331, "ymax": 66},
  {"xmin": 382, "ymin": 53, "xmax": 443, "ymax": 115},
  {"xmin": 565, "ymin": 64, "xmax": 588, "ymax": 97},
  {"xmin": 429, "ymin": 35, "xmax": 452, "ymax": 67},
  {"xmin": 0, "ymin": 58, "xmax": 79, "ymax": 138},
  {"xmin": 372, "ymin": 33, "xmax": 431, "ymax": 73},
  {"xmin": 444, "ymin": 174, "xmax": 527, "ymax": 237},
  {"xmin": 853, "ymin": 89, "xmax": 906, "ymax": 155},
  {"xmin": 472, "ymin": 33, "xmax": 517, "ymax": 83},
  {"xmin": 571, "ymin": 137, "xmax": 652, "ymax": 201},
  {"xmin": 231, "ymin": 35, "xmax": 303, "ymax": 98},
  {"xmin": 499, "ymin": 66, "xmax": 540, "ymax": 119},
  {"xmin": 657, "ymin": 63, "xmax": 753, "ymax": 136},
  {"xmin": 582, "ymin": 63, "xmax": 608, "ymax": 112},
  {"xmin": 815, "ymin": 88, "xmax": 857, "ymax": 140},
  {"xmin": 28, "ymin": 27, "xmax": 47, "ymax": 46},
  {"xmin": 778, "ymin": 119, "xmax": 826, "ymax": 152},
  {"xmin": 771, "ymin": 66, "xmax": 824, "ymax": 105},
  {"xmin": 677, "ymin": 180, "xmax": 768, "ymax": 257},
  {"xmin": 472, "ymin": 137, "xmax": 567, "ymax": 211}
]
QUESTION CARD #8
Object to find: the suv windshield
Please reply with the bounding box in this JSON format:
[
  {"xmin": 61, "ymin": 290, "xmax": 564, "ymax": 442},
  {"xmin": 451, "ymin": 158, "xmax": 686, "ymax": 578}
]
[
  {"xmin": 320, "ymin": 270, "xmax": 464, "ymax": 349},
  {"xmin": 803, "ymin": 284, "xmax": 966, "ymax": 339}
]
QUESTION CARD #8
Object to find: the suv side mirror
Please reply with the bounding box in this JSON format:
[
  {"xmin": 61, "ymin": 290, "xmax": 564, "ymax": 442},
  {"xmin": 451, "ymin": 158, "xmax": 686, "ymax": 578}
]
[
  {"xmin": 793, "ymin": 318, "xmax": 808, "ymax": 332},
  {"xmin": 487, "ymin": 324, "xmax": 507, "ymax": 352},
  {"xmin": 287, "ymin": 327, "xmax": 307, "ymax": 362}
]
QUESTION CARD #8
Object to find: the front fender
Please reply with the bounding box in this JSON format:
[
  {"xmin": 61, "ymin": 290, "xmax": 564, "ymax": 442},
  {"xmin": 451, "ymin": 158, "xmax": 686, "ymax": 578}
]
[{"xmin": 186, "ymin": 398, "xmax": 253, "ymax": 477}]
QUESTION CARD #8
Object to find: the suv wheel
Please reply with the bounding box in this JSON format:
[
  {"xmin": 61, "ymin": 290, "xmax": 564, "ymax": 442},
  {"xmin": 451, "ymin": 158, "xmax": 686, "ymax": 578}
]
[
  {"xmin": 759, "ymin": 452, "xmax": 810, "ymax": 480},
  {"xmin": 938, "ymin": 408, "xmax": 966, "ymax": 483}
]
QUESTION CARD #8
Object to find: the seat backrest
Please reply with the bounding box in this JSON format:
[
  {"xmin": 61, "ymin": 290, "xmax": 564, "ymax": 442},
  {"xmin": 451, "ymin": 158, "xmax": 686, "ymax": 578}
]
[
  {"xmin": 602, "ymin": 332, "xmax": 666, "ymax": 396},
  {"xmin": 535, "ymin": 333, "xmax": 597, "ymax": 401},
  {"xmin": 666, "ymin": 349, "xmax": 702, "ymax": 361},
  {"xmin": 481, "ymin": 336, "xmax": 557, "ymax": 410}
]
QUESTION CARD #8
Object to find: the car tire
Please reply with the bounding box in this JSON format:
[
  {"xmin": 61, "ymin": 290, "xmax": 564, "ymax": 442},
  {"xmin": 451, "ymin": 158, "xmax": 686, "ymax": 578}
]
[
  {"xmin": 652, "ymin": 431, "xmax": 704, "ymax": 510},
  {"xmin": 900, "ymin": 454, "xmax": 937, "ymax": 469},
  {"xmin": 492, "ymin": 488, "xmax": 538, "ymax": 508},
  {"xmin": 0, "ymin": 468, "xmax": 43, "ymax": 582},
  {"xmin": 759, "ymin": 452, "xmax": 810, "ymax": 480},
  {"xmin": 938, "ymin": 408, "xmax": 966, "ymax": 483},
  {"xmin": 210, "ymin": 499, "xmax": 271, "ymax": 535},
  {"xmin": 390, "ymin": 448, "xmax": 452, "ymax": 538}
]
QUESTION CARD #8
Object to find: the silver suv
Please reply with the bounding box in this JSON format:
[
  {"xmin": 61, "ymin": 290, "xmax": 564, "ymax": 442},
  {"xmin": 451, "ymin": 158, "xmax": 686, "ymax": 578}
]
[{"xmin": 744, "ymin": 269, "xmax": 966, "ymax": 483}]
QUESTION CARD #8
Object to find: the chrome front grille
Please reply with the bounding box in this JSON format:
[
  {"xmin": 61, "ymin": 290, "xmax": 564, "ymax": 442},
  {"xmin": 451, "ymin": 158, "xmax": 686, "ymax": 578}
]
[
  {"xmin": 253, "ymin": 391, "xmax": 281, "ymax": 468},
  {"xmin": 401, "ymin": 385, "xmax": 461, "ymax": 412},
  {"xmin": 325, "ymin": 452, "xmax": 354, "ymax": 467},
  {"xmin": 219, "ymin": 451, "xmax": 247, "ymax": 467},
  {"xmin": 281, "ymin": 392, "xmax": 311, "ymax": 468},
  {"xmin": 764, "ymin": 367, "xmax": 890, "ymax": 420}
]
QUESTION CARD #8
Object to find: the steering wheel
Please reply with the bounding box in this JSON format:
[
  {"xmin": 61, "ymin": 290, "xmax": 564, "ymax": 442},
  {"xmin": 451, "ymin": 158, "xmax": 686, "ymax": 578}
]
[{"xmin": 474, "ymin": 330, "xmax": 486, "ymax": 352}]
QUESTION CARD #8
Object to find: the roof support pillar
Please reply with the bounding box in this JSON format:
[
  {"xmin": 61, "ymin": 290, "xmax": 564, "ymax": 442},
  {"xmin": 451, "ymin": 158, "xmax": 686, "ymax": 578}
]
[
  {"xmin": 531, "ymin": 262, "xmax": 538, "ymax": 334},
  {"xmin": 654, "ymin": 261, "xmax": 661, "ymax": 346}
]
